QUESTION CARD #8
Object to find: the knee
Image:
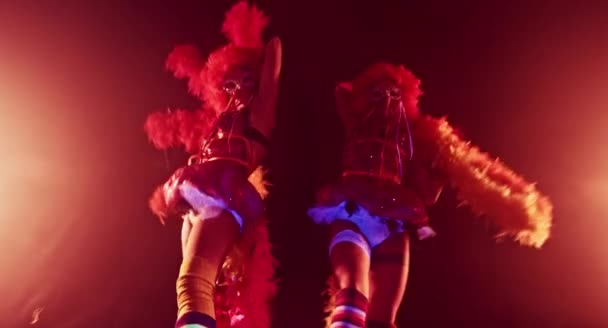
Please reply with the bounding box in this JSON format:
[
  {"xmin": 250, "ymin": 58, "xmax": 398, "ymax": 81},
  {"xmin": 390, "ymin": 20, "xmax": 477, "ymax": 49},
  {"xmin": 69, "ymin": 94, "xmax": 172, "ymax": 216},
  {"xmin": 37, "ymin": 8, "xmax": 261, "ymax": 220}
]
[
  {"xmin": 366, "ymin": 305, "xmax": 399, "ymax": 326},
  {"xmin": 329, "ymin": 230, "xmax": 371, "ymax": 287},
  {"xmin": 329, "ymin": 229, "xmax": 371, "ymax": 258}
]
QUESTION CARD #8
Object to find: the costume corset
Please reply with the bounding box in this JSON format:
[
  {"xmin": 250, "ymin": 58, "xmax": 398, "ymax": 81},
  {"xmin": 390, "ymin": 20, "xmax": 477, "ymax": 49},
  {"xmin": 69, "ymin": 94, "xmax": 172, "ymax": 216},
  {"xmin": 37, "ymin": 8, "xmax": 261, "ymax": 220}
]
[
  {"xmin": 192, "ymin": 107, "xmax": 267, "ymax": 174},
  {"xmin": 341, "ymin": 108, "xmax": 412, "ymax": 185}
]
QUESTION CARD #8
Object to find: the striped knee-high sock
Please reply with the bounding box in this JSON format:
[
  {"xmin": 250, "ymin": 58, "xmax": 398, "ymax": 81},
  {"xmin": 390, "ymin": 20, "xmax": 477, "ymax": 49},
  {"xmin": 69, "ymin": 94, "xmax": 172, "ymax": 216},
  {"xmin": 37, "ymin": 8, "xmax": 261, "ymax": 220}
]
[
  {"xmin": 330, "ymin": 288, "xmax": 368, "ymax": 328},
  {"xmin": 175, "ymin": 312, "xmax": 216, "ymax": 328}
]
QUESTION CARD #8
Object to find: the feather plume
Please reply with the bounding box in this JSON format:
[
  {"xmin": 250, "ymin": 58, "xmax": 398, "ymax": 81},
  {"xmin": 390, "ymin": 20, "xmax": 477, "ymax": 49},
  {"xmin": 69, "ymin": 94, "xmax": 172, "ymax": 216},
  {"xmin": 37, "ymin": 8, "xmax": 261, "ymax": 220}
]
[
  {"xmin": 165, "ymin": 44, "xmax": 204, "ymax": 80},
  {"xmin": 415, "ymin": 115, "xmax": 553, "ymax": 248},
  {"xmin": 217, "ymin": 215, "xmax": 276, "ymax": 327},
  {"xmin": 222, "ymin": 1, "xmax": 268, "ymax": 48},
  {"xmin": 144, "ymin": 108, "xmax": 216, "ymax": 153}
]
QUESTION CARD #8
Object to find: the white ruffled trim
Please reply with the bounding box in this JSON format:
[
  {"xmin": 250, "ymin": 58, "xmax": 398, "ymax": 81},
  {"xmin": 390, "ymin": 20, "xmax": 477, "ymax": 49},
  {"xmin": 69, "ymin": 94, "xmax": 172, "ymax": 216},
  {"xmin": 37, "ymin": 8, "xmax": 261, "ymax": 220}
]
[
  {"xmin": 308, "ymin": 201, "xmax": 437, "ymax": 247},
  {"xmin": 307, "ymin": 201, "xmax": 405, "ymax": 248},
  {"xmin": 178, "ymin": 181, "xmax": 244, "ymax": 231}
]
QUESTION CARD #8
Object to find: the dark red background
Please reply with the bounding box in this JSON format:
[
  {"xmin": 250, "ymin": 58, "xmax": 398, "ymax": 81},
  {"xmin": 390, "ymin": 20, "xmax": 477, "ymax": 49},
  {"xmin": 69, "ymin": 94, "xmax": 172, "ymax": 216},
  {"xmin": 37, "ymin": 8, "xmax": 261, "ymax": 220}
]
[{"xmin": 1, "ymin": 1, "xmax": 607, "ymax": 327}]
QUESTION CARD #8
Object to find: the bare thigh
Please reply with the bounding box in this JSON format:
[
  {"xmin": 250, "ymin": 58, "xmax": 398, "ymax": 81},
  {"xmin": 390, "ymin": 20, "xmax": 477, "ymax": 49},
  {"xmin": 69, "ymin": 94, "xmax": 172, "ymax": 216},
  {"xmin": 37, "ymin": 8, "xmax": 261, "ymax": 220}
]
[
  {"xmin": 182, "ymin": 210, "xmax": 240, "ymax": 267},
  {"xmin": 367, "ymin": 232, "xmax": 410, "ymax": 324},
  {"xmin": 329, "ymin": 219, "xmax": 371, "ymax": 296},
  {"xmin": 181, "ymin": 217, "xmax": 192, "ymax": 255}
]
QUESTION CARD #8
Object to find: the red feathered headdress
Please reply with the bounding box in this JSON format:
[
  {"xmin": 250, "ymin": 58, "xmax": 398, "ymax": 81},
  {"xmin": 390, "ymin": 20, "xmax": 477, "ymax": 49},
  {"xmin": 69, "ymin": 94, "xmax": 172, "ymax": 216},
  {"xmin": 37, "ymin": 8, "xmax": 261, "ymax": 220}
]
[
  {"xmin": 351, "ymin": 62, "xmax": 422, "ymax": 118},
  {"xmin": 166, "ymin": 1, "xmax": 269, "ymax": 112},
  {"xmin": 334, "ymin": 62, "xmax": 423, "ymax": 137},
  {"xmin": 146, "ymin": 1, "xmax": 270, "ymax": 154}
]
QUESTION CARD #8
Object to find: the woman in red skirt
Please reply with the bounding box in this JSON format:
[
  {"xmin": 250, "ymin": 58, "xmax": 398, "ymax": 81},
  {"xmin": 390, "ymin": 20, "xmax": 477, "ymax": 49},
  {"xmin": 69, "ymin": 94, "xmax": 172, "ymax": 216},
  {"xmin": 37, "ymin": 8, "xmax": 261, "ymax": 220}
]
[
  {"xmin": 144, "ymin": 2, "xmax": 281, "ymax": 327},
  {"xmin": 308, "ymin": 63, "xmax": 552, "ymax": 328}
]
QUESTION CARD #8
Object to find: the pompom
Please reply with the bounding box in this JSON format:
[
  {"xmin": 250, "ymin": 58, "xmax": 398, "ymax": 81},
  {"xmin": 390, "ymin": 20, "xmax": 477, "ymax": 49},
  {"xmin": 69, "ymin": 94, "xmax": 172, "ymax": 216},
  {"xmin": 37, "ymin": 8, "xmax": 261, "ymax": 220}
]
[{"xmin": 222, "ymin": 1, "xmax": 268, "ymax": 49}]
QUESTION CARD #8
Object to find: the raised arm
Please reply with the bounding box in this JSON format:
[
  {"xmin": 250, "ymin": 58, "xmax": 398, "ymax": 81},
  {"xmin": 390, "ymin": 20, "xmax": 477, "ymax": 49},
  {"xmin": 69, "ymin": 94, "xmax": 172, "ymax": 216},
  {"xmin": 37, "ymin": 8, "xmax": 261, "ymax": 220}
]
[{"xmin": 249, "ymin": 37, "xmax": 282, "ymax": 139}]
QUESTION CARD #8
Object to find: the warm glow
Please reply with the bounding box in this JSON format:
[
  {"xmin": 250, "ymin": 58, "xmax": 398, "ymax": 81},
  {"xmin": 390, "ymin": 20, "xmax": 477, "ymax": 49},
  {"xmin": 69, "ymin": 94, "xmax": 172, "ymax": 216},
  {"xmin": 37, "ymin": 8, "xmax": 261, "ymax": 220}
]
[
  {"xmin": 1, "ymin": 1, "xmax": 607, "ymax": 326},
  {"xmin": 0, "ymin": 57, "xmax": 90, "ymax": 322}
]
